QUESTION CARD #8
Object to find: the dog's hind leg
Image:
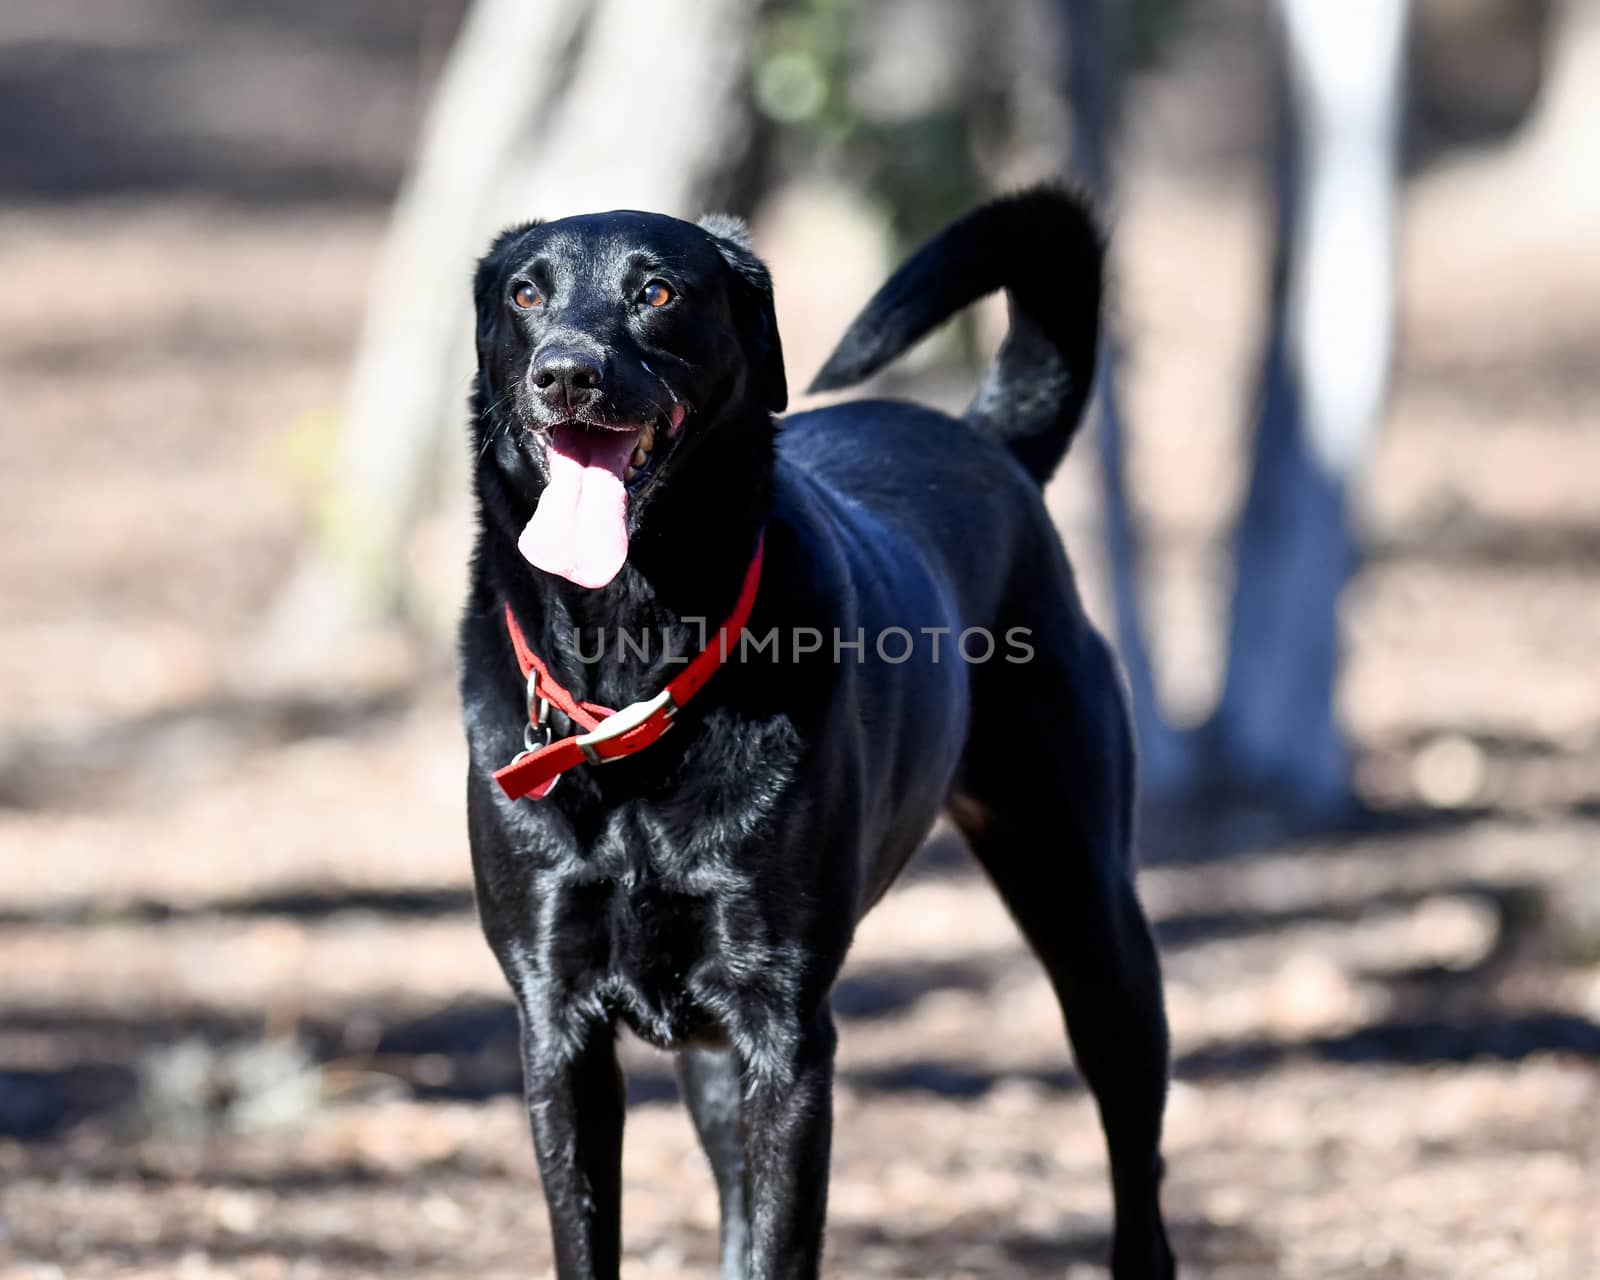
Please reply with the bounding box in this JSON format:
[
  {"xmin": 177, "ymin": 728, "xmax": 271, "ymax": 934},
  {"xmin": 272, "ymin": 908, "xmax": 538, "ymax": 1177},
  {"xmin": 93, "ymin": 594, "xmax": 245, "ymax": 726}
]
[
  {"xmin": 950, "ymin": 628, "xmax": 1176, "ymax": 1280},
  {"xmin": 675, "ymin": 1047, "xmax": 750, "ymax": 1280}
]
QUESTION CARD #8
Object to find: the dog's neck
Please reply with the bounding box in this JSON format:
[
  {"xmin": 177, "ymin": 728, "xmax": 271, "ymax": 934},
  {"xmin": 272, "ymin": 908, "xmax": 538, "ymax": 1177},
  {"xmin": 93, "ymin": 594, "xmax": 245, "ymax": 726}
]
[{"xmin": 481, "ymin": 415, "xmax": 774, "ymax": 707}]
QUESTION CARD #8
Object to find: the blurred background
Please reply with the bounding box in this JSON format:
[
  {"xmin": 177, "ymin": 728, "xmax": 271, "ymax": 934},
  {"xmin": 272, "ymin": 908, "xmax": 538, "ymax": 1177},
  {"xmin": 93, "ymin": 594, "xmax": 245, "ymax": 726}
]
[{"xmin": 1, "ymin": 0, "xmax": 1597, "ymax": 1276}]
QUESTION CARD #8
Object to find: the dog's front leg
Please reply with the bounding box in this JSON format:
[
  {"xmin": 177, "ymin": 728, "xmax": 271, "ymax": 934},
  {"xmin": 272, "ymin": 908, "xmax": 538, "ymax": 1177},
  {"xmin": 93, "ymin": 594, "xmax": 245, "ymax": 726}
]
[
  {"xmin": 520, "ymin": 1016, "xmax": 625, "ymax": 1279},
  {"xmin": 738, "ymin": 1011, "xmax": 838, "ymax": 1279}
]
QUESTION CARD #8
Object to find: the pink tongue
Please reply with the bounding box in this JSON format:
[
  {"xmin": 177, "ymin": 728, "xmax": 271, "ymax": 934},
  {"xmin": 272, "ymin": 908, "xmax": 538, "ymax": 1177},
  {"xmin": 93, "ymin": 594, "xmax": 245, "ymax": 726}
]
[{"xmin": 518, "ymin": 425, "xmax": 636, "ymax": 588}]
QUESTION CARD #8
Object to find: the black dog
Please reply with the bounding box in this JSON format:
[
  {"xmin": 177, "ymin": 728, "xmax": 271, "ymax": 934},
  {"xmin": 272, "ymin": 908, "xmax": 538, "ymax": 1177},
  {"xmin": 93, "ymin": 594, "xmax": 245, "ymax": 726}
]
[{"xmin": 460, "ymin": 189, "xmax": 1175, "ymax": 1279}]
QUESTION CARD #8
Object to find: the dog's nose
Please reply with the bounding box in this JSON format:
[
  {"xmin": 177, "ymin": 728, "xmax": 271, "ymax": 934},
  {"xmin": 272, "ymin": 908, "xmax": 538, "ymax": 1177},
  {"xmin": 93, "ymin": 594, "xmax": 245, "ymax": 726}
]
[{"xmin": 531, "ymin": 348, "xmax": 604, "ymax": 411}]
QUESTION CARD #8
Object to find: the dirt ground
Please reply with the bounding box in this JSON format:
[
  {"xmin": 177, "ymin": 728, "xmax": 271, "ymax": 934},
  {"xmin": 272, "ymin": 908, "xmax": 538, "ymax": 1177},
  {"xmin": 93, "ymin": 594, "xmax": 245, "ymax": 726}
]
[{"xmin": 3, "ymin": 6, "xmax": 1600, "ymax": 1278}]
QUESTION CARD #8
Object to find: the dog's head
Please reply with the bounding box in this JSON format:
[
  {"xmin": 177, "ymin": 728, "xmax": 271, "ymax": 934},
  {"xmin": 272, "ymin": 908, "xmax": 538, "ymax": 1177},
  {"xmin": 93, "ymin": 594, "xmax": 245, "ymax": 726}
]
[{"xmin": 471, "ymin": 210, "xmax": 785, "ymax": 589}]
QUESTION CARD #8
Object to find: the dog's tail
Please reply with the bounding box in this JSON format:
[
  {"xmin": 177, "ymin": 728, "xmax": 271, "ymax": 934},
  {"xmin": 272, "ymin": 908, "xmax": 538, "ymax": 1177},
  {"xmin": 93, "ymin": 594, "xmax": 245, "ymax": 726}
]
[{"xmin": 807, "ymin": 185, "xmax": 1103, "ymax": 486}]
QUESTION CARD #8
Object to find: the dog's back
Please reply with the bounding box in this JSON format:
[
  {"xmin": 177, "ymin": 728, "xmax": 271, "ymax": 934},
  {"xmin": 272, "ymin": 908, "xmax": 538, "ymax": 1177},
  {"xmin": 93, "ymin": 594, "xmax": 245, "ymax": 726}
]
[
  {"xmin": 773, "ymin": 185, "xmax": 1105, "ymax": 688},
  {"xmin": 760, "ymin": 189, "xmax": 1112, "ymax": 905},
  {"xmin": 783, "ymin": 183, "xmax": 1104, "ymax": 629}
]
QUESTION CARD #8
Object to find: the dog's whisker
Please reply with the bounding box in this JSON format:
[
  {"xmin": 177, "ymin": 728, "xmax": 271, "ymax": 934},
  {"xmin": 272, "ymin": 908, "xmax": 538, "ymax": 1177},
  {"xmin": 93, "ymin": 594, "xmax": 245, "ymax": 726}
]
[
  {"xmin": 477, "ymin": 416, "xmax": 505, "ymax": 460},
  {"xmin": 476, "ymin": 389, "xmax": 518, "ymax": 459},
  {"xmin": 478, "ymin": 389, "xmax": 513, "ymax": 422},
  {"xmin": 640, "ymin": 358, "xmax": 679, "ymax": 404}
]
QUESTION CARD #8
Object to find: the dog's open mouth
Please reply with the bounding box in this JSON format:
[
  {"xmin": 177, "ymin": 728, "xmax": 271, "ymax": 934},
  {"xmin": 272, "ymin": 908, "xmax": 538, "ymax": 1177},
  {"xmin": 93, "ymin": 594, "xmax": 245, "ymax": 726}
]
[{"xmin": 518, "ymin": 405, "xmax": 687, "ymax": 589}]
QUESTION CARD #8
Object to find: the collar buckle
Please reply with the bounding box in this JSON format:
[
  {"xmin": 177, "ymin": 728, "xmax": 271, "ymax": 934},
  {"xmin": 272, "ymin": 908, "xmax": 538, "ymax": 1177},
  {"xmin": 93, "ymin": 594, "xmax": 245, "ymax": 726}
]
[{"xmin": 574, "ymin": 688, "xmax": 677, "ymax": 765}]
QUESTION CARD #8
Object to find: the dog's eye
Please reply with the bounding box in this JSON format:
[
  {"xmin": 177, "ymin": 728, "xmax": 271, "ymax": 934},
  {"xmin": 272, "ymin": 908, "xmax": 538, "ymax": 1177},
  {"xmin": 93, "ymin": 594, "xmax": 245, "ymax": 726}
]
[
  {"xmin": 512, "ymin": 283, "xmax": 543, "ymax": 310},
  {"xmin": 640, "ymin": 281, "xmax": 673, "ymax": 308}
]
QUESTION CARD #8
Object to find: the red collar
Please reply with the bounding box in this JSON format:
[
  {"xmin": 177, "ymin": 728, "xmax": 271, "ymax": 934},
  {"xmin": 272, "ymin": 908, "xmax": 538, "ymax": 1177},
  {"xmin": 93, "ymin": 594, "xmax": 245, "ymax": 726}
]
[{"xmin": 493, "ymin": 536, "xmax": 765, "ymax": 801}]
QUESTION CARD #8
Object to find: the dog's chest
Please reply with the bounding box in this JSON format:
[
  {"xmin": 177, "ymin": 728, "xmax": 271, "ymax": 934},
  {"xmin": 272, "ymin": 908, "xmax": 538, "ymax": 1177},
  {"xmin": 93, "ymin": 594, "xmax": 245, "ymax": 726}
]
[
  {"xmin": 520, "ymin": 833, "xmax": 783, "ymax": 1052},
  {"xmin": 549, "ymin": 719, "xmax": 803, "ymax": 1048},
  {"xmin": 579, "ymin": 871, "xmax": 730, "ymax": 1047},
  {"xmin": 473, "ymin": 696, "xmax": 808, "ymax": 1051}
]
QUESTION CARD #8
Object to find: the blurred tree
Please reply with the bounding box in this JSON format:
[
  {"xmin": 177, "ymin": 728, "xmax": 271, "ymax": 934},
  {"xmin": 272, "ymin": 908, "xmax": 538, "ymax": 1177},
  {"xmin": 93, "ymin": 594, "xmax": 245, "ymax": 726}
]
[
  {"xmin": 752, "ymin": 0, "xmax": 997, "ymax": 286},
  {"xmin": 1208, "ymin": 0, "xmax": 1409, "ymax": 816},
  {"xmin": 1062, "ymin": 0, "xmax": 1410, "ymax": 821},
  {"xmin": 1473, "ymin": 0, "xmax": 1600, "ymax": 220},
  {"xmin": 1054, "ymin": 0, "xmax": 1189, "ymax": 797}
]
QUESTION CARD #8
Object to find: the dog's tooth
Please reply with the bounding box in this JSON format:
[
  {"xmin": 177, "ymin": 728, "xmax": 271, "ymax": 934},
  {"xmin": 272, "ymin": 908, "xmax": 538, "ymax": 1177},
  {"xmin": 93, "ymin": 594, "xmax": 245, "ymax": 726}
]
[
  {"xmin": 625, "ymin": 464, "xmax": 637, "ymax": 482},
  {"xmin": 630, "ymin": 446, "xmax": 648, "ymax": 467}
]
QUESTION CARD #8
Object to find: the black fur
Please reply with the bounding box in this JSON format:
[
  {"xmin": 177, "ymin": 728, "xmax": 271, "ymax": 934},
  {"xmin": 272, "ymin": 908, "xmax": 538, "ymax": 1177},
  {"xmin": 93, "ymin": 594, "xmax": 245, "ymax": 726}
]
[{"xmin": 460, "ymin": 189, "xmax": 1175, "ymax": 1279}]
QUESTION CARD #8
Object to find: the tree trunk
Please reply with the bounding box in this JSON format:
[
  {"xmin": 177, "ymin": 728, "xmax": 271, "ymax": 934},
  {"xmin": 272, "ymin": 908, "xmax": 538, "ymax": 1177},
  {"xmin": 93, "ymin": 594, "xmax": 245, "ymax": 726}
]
[
  {"xmin": 1057, "ymin": 0, "xmax": 1408, "ymax": 815},
  {"xmin": 1056, "ymin": 0, "xmax": 1197, "ymax": 794},
  {"xmin": 1205, "ymin": 0, "xmax": 1408, "ymax": 814}
]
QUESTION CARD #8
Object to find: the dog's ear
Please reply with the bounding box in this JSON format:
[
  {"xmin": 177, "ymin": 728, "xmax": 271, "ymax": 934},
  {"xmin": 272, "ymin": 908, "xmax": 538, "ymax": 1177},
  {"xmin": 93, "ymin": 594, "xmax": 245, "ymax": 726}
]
[
  {"xmin": 700, "ymin": 214, "xmax": 787, "ymax": 415},
  {"xmin": 474, "ymin": 220, "xmax": 541, "ymax": 344}
]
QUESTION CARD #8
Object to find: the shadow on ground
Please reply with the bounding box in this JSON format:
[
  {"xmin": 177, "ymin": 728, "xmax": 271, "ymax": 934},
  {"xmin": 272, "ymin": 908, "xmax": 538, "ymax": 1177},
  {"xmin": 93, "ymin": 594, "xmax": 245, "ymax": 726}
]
[{"xmin": 4, "ymin": 851, "xmax": 1596, "ymax": 1140}]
